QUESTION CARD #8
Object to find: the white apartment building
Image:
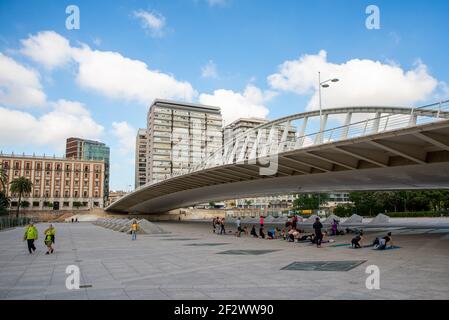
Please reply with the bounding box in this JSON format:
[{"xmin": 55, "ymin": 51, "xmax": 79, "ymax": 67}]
[
  {"xmin": 135, "ymin": 128, "xmax": 147, "ymax": 189},
  {"xmin": 146, "ymin": 99, "xmax": 223, "ymax": 184}
]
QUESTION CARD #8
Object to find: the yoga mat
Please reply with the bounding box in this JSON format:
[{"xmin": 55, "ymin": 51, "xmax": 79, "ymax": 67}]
[
  {"xmin": 372, "ymin": 245, "xmax": 401, "ymax": 250},
  {"xmin": 330, "ymin": 243, "xmax": 351, "ymax": 247}
]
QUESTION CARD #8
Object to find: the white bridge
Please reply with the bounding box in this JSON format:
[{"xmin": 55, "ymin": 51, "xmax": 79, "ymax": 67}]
[{"xmin": 107, "ymin": 101, "xmax": 449, "ymax": 214}]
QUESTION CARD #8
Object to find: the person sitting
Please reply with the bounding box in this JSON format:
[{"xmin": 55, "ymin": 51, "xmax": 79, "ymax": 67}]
[
  {"xmin": 351, "ymin": 231, "xmax": 364, "ymax": 248},
  {"xmin": 267, "ymin": 228, "xmax": 275, "ymax": 239},
  {"xmin": 250, "ymin": 225, "xmax": 258, "ymax": 238},
  {"xmin": 297, "ymin": 234, "xmax": 314, "ymax": 242},
  {"xmin": 287, "ymin": 228, "xmax": 296, "ymax": 242}
]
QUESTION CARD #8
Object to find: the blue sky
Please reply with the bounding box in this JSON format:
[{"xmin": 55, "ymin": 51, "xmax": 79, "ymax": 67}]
[{"xmin": 0, "ymin": 0, "xmax": 448, "ymax": 190}]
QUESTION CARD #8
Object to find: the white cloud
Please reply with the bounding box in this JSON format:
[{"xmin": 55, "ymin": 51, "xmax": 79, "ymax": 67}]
[
  {"xmin": 112, "ymin": 121, "xmax": 136, "ymax": 155},
  {"xmin": 20, "ymin": 31, "xmax": 72, "ymax": 69},
  {"xmin": 201, "ymin": 60, "xmax": 218, "ymax": 79},
  {"xmin": 268, "ymin": 50, "xmax": 440, "ymax": 110},
  {"xmin": 133, "ymin": 10, "xmax": 166, "ymax": 38},
  {"xmin": 20, "ymin": 31, "xmax": 197, "ymax": 105},
  {"xmin": 199, "ymin": 85, "xmax": 274, "ymax": 125},
  {"xmin": 0, "ymin": 100, "xmax": 104, "ymax": 152},
  {"xmin": 0, "ymin": 53, "xmax": 47, "ymax": 108}
]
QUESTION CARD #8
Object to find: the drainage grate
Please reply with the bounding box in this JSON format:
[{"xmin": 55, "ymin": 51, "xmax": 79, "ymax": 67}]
[
  {"xmin": 217, "ymin": 249, "xmax": 279, "ymax": 255},
  {"xmin": 281, "ymin": 260, "xmax": 367, "ymax": 272},
  {"xmin": 186, "ymin": 243, "xmax": 230, "ymax": 247},
  {"xmin": 79, "ymin": 284, "xmax": 92, "ymax": 288}
]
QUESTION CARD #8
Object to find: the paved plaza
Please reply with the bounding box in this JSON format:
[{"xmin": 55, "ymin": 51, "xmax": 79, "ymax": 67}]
[{"xmin": 0, "ymin": 220, "xmax": 448, "ymax": 300}]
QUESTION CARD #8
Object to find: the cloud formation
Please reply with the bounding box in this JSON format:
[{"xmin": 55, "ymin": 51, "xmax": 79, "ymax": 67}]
[
  {"xmin": 0, "ymin": 53, "xmax": 46, "ymax": 108},
  {"xmin": 268, "ymin": 50, "xmax": 440, "ymax": 110},
  {"xmin": 20, "ymin": 31, "xmax": 197, "ymax": 105},
  {"xmin": 201, "ymin": 60, "xmax": 218, "ymax": 79},
  {"xmin": 111, "ymin": 121, "xmax": 136, "ymax": 155},
  {"xmin": 133, "ymin": 10, "xmax": 166, "ymax": 38},
  {"xmin": 0, "ymin": 100, "xmax": 104, "ymax": 152},
  {"xmin": 199, "ymin": 85, "xmax": 274, "ymax": 125}
]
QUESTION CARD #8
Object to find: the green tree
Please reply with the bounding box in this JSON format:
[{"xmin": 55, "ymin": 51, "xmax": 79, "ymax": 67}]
[
  {"xmin": 244, "ymin": 199, "xmax": 252, "ymax": 208},
  {"xmin": 208, "ymin": 201, "xmax": 216, "ymax": 208},
  {"xmin": 9, "ymin": 177, "xmax": 33, "ymax": 218},
  {"xmin": 293, "ymin": 193, "xmax": 329, "ymax": 211},
  {"xmin": 333, "ymin": 203, "xmax": 355, "ymax": 217},
  {"xmin": 0, "ymin": 191, "xmax": 10, "ymax": 215},
  {"xmin": 0, "ymin": 163, "xmax": 8, "ymax": 192}
]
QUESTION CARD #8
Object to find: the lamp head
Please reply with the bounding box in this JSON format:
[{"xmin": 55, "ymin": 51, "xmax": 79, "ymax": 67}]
[
  {"xmin": 331, "ymin": 78, "xmax": 339, "ymax": 82},
  {"xmin": 321, "ymin": 84, "xmax": 330, "ymax": 88}
]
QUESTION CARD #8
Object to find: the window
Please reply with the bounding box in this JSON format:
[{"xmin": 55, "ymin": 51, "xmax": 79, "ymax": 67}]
[
  {"xmin": 32, "ymin": 201, "xmax": 39, "ymax": 207},
  {"xmin": 45, "ymin": 180, "xmax": 50, "ymax": 186},
  {"xmin": 83, "ymin": 191, "xmax": 88, "ymax": 198},
  {"xmin": 66, "ymin": 164, "xmax": 70, "ymax": 171},
  {"xmin": 95, "ymin": 181, "xmax": 99, "ymax": 187},
  {"xmin": 45, "ymin": 191, "xmax": 50, "ymax": 198},
  {"xmin": 66, "ymin": 172, "xmax": 70, "ymax": 178},
  {"xmin": 55, "ymin": 191, "xmax": 60, "ymax": 198},
  {"xmin": 64, "ymin": 191, "xmax": 70, "ymax": 198},
  {"xmin": 25, "ymin": 162, "xmax": 31, "ymax": 170},
  {"xmin": 95, "ymin": 173, "xmax": 99, "ymax": 179},
  {"xmin": 34, "ymin": 190, "xmax": 39, "ymax": 197},
  {"xmin": 63, "ymin": 202, "xmax": 69, "ymax": 207},
  {"xmin": 46, "ymin": 171, "xmax": 50, "ymax": 176},
  {"xmin": 65, "ymin": 180, "xmax": 69, "ymax": 186},
  {"xmin": 56, "ymin": 164, "xmax": 61, "ymax": 171},
  {"xmin": 84, "ymin": 173, "xmax": 88, "ymax": 179},
  {"xmin": 14, "ymin": 170, "xmax": 18, "ymax": 176},
  {"xmin": 84, "ymin": 181, "xmax": 88, "ymax": 187},
  {"xmin": 94, "ymin": 191, "xmax": 99, "ymax": 197},
  {"xmin": 14, "ymin": 162, "xmax": 20, "ymax": 169},
  {"xmin": 84, "ymin": 165, "xmax": 89, "ymax": 172},
  {"xmin": 74, "ymin": 191, "xmax": 78, "ymax": 197}
]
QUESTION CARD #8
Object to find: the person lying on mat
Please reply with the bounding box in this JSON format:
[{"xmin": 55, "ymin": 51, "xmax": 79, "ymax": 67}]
[
  {"xmin": 351, "ymin": 231, "xmax": 364, "ymax": 248},
  {"xmin": 373, "ymin": 232, "xmax": 394, "ymax": 250}
]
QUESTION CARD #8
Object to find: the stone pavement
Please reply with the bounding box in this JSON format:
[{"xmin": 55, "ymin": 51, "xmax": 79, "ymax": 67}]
[{"xmin": 0, "ymin": 221, "xmax": 448, "ymax": 300}]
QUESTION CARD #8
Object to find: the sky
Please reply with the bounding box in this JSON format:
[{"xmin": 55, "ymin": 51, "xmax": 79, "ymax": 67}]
[{"xmin": 0, "ymin": 0, "xmax": 448, "ymax": 191}]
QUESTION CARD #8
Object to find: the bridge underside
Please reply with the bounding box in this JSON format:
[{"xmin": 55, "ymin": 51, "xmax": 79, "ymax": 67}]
[{"xmin": 107, "ymin": 120, "xmax": 449, "ymax": 214}]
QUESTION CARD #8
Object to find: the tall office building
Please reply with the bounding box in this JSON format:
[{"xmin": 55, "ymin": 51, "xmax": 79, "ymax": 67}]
[
  {"xmin": 146, "ymin": 99, "xmax": 223, "ymax": 184},
  {"xmin": 66, "ymin": 138, "xmax": 110, "ymax": 201},
  {"xmin": 135, "ymin": 129, "xmax": 147, "ymax": 189}
]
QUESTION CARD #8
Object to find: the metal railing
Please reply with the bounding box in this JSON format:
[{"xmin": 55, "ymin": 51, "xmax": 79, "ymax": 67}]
[{"xmin": 0, "ymin": 216, "xmax": 32, "ymax": 231}]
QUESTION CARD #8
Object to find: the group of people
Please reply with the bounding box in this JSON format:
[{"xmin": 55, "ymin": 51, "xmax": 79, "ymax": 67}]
[
  {"xmin": 23, "ymin": 222, "xmax": 56, "ymax": 255},
  {"xmin": 212, "ymin": 217, "xmax": 227, "ymax": 235},
  {"xmin": 213, "ymin": 215, "xmax": 396, "ymax": 250}
]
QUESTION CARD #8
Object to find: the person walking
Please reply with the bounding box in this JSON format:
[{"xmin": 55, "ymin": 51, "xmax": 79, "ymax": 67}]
[
  {"xmin": 131, "ymin": 220, "xmax": 138, "ymax": 240},
  {"xmin": 219, "ymin": 217, "xmax": 226, "ymax": 235},
  {"xmin": 23, "ymin": 222, "xmax": 38, "ymax": 254},
  {"xmin": 235, "ymin": 217, "xmax": 242, "ymax": 237},
  {"xmin": 44, "ymin": 224, "xmax": 56, "ymax": 254},
  {"xmin": 312, "ymin": 217, "xmax": 323, "ymax": 248},
  {"xmin": 259, "ymin": 215, "xmax": 264, "ymax": 228}
]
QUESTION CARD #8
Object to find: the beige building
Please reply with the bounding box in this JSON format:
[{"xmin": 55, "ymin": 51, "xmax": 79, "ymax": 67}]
[
  {"xmin": 135, "ymin": 128, "xmax": 147, "ymax": 189},
  {"xmin": 0, "ymin": 153, "xmax": 105, "ymax": 210},
  {"xmin": 109, "ymin": 190, "xmax": 129, "ymax": 205},
  {"xmin": 146, "ymin": 99, "xmax": 223, "ymax": 184}
]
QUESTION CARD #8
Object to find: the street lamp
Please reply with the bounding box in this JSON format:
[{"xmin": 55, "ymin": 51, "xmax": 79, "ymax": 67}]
[{"xmin": 318, "ymin": 71, "xmax": 339, "ymax": 127}]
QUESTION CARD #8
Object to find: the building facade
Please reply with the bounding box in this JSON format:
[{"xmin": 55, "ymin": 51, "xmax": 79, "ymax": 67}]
[
  {"xmin": 66, "ymin": 138, "xmax": 110, "ymax": 201},
  {"xmin": 146, "ymin": 99, "xmax": 223, "ymax": 184},
  {"xmin": 135, "ymin": 129, "xmax": 147, "ymax": 189},
  {"xmin": 0, "ymin": 154, "xmax": 105, "ymax": 210}
]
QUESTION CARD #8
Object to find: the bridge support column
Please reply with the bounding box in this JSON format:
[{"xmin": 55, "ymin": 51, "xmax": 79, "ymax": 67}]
[
  {"xmin": 279, "ymin": 121, "xmax": 291, "ymax": 152},
  {"xmin": 315, "ymin": 114, "xmax": 328, "ymax": 144},
  {"xmin": 372, "ymin": 112, "xmax": 381, "ymax": 133},
  {"xmin": 341, "ymin": 112, "xmax": 352, "ymax": 139},
  {"xmin": 295, "ymin": 116, "xmax": 308, "ymax": 148},
  {"xmin": 409, "ymin": 109, "xmax": 417, "ymax": 126}
]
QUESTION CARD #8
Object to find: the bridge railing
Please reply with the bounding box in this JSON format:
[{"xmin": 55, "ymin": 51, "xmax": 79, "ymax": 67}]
[{"xmin": 189, "ymin": 100, "xmax": 449, "ymax": 174}]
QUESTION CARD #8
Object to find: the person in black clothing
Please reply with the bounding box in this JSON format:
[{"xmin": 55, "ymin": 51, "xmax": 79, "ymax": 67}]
[
  {"xmin": 250, "ymin": 225, "xmax": 258, "ymax": 238},
  {"xmin": 351, "ymin": 231, "xmax": 364, "ymax": 248},
  {"xmin": 312, "ymin": 217, "xmax": 323, "ymax": 248},
  {"xmin": 259, "ymin": 227, "xmax": 266, "ymax": 239},
  {"xmin": 374, "ymin": 232, "xmax": 393, "ymax": 249},
  {"xmin": 219, "ymin": 218, "xmax": 226, "ymax": 235}
]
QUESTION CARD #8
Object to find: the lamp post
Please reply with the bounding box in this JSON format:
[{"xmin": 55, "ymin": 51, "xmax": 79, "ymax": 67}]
[{"xmin": 318, "ymin": 71, "xmax": 339, "ymax": 129}]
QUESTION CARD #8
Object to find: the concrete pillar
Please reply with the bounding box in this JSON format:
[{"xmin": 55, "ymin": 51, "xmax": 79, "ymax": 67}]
[
  {"xmin": 279, "ymin": 120, "xmax": 291, "ymax": 152},
  {"xmin": 341, "ymin": 112, "xmax": 352, "ymax": 139},
  {"xmin": 372, "ymin": 112, "xmax": 381, "ymax": 133},
  {"xmin": 315, "ymin": 114, "xmax": 328, "ymax": 144},
  {"xmin": 295, "ymin": 116, "xmax": 309, "ymax": 148}
]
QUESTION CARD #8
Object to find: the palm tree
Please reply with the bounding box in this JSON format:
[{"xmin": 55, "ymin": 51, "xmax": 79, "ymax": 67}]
[
  {"xmin": 0, "ymin": 163, "xmax": 7, "ymax": 192},
  {"xmin": 10, "ymin": 177, "xmax": 33, "ymax": 218}
]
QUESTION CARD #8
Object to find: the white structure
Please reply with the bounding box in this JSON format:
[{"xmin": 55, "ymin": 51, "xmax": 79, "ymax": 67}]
[
  {"xmin": 135, "ymin": 129, "xmax": 147, "ymax": 189},
  {"xmin": 145, "ymin": 99, "xmax": 223, "ymax": 185},
  {"xmin": 108, "ymin": 102, "xmax": 449, "ymax": 214}
]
